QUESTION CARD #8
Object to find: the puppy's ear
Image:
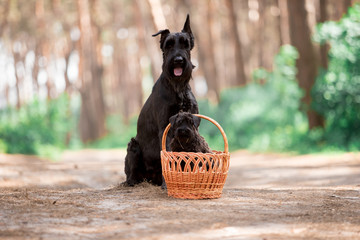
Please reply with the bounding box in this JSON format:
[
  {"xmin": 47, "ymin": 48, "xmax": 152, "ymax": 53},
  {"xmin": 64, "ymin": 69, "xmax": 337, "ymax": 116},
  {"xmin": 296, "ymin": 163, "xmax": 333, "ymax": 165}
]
[
  {"xmin": 169, "ymin": 114, "xmax": 177, "ymax": 127},
  {"xmin": 152, "ymin": 29, "xmax": 170, "ymax": 51},
  {"xmin": 182, "ymin": 14, "xmax": 194, "ymax": 50},
  {"xmin": 192, "ymin": 115, "xmax": 201, "ymax": 128}
]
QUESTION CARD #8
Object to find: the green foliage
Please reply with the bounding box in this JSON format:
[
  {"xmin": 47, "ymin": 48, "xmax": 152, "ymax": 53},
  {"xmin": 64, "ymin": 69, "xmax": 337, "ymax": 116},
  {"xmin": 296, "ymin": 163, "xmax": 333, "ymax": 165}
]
[
  {"xmin": 198, "ymin": 5, "xmax": 360, "ymax": 154},
  {"xmin": 198, "ymin": 45, "xmax": 309, "ymax": 152},
  {"xmin": 0, "ymin": 94, "xmax": 77, "ymax": 158},
  {"xmin": 312, "ymin": 4, "xmax": 360, "ymax": 149},
  {"xmin": 0, "ymin": 139, "xmax": 7, "ymax": 153},
  {"xmin": 90, "ymin": 114, "xmax": 137, "ymax": 149}
]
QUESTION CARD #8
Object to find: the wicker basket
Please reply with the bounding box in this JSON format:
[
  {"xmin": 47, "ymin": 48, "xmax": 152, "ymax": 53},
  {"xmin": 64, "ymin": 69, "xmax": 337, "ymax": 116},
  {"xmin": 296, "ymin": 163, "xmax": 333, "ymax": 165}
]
[{"xmin": 161, "ymin": 114, "xmax": 230, "ymax": 199}]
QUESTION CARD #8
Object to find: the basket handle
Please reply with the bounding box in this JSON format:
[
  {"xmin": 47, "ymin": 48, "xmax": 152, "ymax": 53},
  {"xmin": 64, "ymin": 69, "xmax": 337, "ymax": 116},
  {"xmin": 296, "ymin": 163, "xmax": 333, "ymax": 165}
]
[{"xmin": 161, "ymin": 114, "xmax": 229, "ymax": 154}]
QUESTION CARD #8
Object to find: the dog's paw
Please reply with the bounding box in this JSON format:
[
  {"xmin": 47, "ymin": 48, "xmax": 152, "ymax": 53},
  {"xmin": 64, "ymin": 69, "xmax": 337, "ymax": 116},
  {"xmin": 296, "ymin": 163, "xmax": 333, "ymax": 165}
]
[{"xmin": 120, "ymin": 180, "xmax": 136, "ymax": 187}]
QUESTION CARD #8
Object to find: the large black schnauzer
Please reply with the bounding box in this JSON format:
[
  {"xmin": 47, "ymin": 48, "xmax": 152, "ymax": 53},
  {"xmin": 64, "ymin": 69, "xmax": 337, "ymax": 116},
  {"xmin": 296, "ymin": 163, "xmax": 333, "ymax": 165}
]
[{"xmin": 124, "ymin": 15, "xmax": 198, "ymax": 186}]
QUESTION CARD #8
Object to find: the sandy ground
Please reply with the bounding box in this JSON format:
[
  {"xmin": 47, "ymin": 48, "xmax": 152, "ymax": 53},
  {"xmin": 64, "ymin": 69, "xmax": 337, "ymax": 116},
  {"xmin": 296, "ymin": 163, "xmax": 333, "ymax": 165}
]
[{"xmin": 0, "ymin": 149, "xmax": 360, "ymax": 240}]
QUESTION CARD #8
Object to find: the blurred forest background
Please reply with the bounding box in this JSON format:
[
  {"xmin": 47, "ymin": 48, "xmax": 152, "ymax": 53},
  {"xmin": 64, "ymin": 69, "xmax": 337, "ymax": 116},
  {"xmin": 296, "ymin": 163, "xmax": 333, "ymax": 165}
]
[{"xmin": 0, "ymin": 0, "xmax": 359, "ymax": 158}]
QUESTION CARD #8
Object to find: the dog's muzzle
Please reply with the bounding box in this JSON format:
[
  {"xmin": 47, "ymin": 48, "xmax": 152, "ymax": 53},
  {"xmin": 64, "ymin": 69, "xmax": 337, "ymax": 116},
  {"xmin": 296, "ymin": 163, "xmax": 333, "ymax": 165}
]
[
  {"xmin": 176, "ymin": 128, "xmax": 191, "ymax": 138},
  {"xmin": 173, "ymin": 56, "xmax": 184, "ymax": 76}
]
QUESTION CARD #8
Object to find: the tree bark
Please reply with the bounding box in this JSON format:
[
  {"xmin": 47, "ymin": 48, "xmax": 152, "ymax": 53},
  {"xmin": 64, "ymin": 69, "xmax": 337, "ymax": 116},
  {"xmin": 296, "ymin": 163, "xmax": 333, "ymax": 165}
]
[
  {"xmin": 202, "ymin": 0, "xmax": 220, "ymax": 101},
  {"xmin": 257, "ymin": 0, "xmax": 266, "ymax": 68},
  {"xmin": 318, "ymin": 0, "xmax": 329, "ymax": 69},
  {"xmin": 145, "ymin": 0, "xmax": 167, "ymax": 82},
  {"xmin": 31, "ymin": 44, "xmax": 40, "ymax": 94},
  {"xmin": 77, "ymin": 0, "xmax": 106, "ymax": 143},
  {"xmin": 0, "ymin": 0, "xmax": 10, "ymax": 37},
  {"xmin": 225, "ymin": 0, "xmax": 246, "ymax": 86},
  {"xmin": 52, "ymin": 0, "xmax": 74, "ymax": 95},
  {"xmin": 278, "ymin": 0, "xmax": 290, "ymax": 45},
  {"xmin": 13, "ymin": 50, "xmax": 22, "ymax": 109},
  {"xmin": 287, "ymin": 0, "xmax": 324, "ymax": 129},
  {"xmin": 326, "ymin": 0, "xmax": 352, "ymax": 20}
]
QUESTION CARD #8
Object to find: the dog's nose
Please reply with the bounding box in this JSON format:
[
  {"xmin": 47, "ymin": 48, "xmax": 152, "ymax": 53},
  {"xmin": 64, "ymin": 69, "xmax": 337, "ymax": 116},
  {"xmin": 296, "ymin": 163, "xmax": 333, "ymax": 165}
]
[
  {"xmin": 178, "ymin": 128, "xmax": 189, "ymax": 135},
  {"xmin": 174, "ymin": 56, "xmax": 184, "ymax": 64}
]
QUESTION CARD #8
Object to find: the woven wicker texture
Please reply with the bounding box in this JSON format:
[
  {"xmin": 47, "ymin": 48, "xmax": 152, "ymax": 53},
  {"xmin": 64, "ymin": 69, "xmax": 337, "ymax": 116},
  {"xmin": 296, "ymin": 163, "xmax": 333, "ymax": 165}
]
[{"xmin": 161, "ymin": 114, "xmax": 230, "ymax": 199}]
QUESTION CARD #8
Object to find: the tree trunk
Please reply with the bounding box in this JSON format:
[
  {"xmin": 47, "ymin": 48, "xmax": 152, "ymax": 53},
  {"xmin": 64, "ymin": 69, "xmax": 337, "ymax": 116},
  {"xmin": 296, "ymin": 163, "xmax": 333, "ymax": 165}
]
[
  {"xmin": 278, "ymin": 0, "xmax": 290, "ymax": 45},
  {"xmin": 287, "ymin": 0, "xmax": 324, "ymax": 129},
  {"xmin": 147, "ymin": 0, "xmax": 167, "ymax": 30},
  {"xmin": 318, "ymin": 0, "xmax": 329, "ymax": 69},
  {"xmin": 145, "ymin": 0, "xmax": 167, "ymax": 82},
  {"xmin": 203, "ymin": 0, "xmax": 220, "ymax": 101},
  {"xmin": 63, "ymin": 47, "xmax": 72, "ymax": 94},
  {"xmin": 32, "ymin": 0, "xmax": 45, "ymax": 96},
  {"xmin": 326, "ymin": 0, "xmax": 352, "ymax": 20},
  {"xmin": 0, "ymin": 0, "xmax": 10, "ymax": 37},
  {"xmin": 31, "ymin": 44, "xmax": 40, "ymax": 94},
  {"xmin": 225, "ymin": 0, "xmax": 246, "ymax": 86},
  {"xmin": 52, "ymin": 0, "xmax": 74, "ymax": 95},
  {"xmin": 258, "ymin": 0, "xmax": 266, "ymax": 68},
  {"xmin": 77, "ymin": 0, "xmax": 106, "ymax": 143},
  {"xmin": 13, "ymin": 54, "xmax": 22, "ymax": 109},
  {"xmin": 132, "ymin": 0, "xmax": 147, "ymax": 106}
]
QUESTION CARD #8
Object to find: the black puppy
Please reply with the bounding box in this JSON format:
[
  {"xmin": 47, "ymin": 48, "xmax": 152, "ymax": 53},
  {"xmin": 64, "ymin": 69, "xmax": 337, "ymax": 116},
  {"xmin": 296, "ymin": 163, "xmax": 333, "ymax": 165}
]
[
  {"xmin": 169, "ymin": 112, "xmax": 211, "ymax": 153},
  {"xmin": 124, "ymin": 15, "xmax": 198, "ymax": 186}
]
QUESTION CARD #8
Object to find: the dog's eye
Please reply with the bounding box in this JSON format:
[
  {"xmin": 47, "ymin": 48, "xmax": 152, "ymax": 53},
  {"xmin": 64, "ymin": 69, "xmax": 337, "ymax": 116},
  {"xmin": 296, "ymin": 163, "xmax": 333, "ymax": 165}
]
[
  {"xmin": 179, "ymin": 37, "xmax": 190, "ymax": 49},
  {"xmin": 165, "ymin": 39, "xmax": 175, "ymax": 49},
  {"xmin": 183, "ymin": 40, "xmax": 190, "ymax": 49}
]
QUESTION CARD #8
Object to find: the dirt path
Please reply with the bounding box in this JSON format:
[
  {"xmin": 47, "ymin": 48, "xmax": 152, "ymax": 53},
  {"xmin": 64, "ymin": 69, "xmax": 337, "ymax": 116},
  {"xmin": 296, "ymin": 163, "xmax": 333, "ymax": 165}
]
[{"xmin": 1, "ymin": 150, "xmax": 360, "ymax": 240}]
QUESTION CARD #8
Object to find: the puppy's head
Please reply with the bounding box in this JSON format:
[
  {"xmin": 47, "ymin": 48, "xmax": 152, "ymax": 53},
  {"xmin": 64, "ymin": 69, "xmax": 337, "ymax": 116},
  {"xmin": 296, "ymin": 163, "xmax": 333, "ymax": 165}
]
[{"xmin": 169, "ymin": 111, "xmax": 201, "ymax": 142}]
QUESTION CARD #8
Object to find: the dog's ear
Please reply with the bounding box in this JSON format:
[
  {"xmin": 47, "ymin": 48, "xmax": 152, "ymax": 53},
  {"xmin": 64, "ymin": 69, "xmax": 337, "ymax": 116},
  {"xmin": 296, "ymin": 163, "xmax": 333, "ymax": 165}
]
[
  {"xmin": 192, "ymin": 115, "xmax": 201, "ymax": 128},
  {"xmin": 182, "ymin": 14, "xmax": 194, "ymax": 50},
  {"xmin": 169, "ymin": 114, "xmax": 177, "ymax": 127},
  {"xmin": 152, "ymin": 29, "xmax": 170, "ymax": 51}
]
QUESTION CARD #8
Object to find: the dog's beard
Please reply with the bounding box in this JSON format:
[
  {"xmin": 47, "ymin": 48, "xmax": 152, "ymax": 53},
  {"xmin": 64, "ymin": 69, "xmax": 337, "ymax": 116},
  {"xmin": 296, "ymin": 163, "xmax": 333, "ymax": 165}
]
[{"xmin": 175, "ymin": 135, "xmax": 190, "ymax": 150}]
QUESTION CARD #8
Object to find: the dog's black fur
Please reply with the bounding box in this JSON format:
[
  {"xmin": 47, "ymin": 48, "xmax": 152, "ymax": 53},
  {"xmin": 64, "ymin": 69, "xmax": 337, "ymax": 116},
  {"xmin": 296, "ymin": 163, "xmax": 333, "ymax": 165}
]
[
  {"xmin": 169, "ymin": 112, "xmax": 211, "ymax": 153},
  {"xmin": 124, "ymin": 15, "xmax": 198, "ymax": 186}
]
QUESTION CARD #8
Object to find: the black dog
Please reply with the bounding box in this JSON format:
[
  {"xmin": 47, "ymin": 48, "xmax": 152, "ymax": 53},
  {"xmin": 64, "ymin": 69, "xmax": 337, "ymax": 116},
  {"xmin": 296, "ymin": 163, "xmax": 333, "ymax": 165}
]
[
  {"xmin": 169, "ymin": 112, "xmax": 211, "ymax": 153},
  {"xmin": 124, "ymin": 15, "xmax": 198, "ymax": 186},
  {"xmin": 169, "ymin": 112, "xmax": 212, "ymax": 172}
]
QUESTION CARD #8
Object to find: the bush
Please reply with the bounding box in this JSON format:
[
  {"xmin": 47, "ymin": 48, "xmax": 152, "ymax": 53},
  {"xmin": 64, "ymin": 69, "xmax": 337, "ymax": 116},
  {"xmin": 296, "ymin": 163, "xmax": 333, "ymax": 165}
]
[
  {"xmin": 198, "ymin": 45, "xmax": 309, "ymax": 152},
  {"xmin": 0, "ymin": 94, "xmax": 77, "ymax": 158},
  {"xmin": 312, "ymin": 4, "xmax": 360, "ymax": 149},
  {"xmin": 90, "ymin": 114, "xmax": 137, "ymax": 149}
]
